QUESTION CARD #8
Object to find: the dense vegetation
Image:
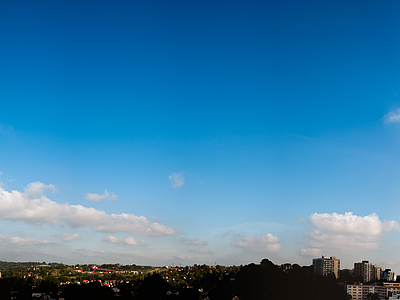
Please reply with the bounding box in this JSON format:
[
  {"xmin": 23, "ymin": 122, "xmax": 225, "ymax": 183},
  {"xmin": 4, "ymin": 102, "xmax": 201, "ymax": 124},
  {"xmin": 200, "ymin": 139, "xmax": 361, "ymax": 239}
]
[{"xmin": 0, "ymin": 259, "xmax": 349, "ymax": 299}]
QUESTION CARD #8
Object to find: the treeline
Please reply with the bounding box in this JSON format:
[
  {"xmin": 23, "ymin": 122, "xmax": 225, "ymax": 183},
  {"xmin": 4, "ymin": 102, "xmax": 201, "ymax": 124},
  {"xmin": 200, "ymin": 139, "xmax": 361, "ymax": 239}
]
[
  {"xmin": 232, "ymin": 259, "xmax": 347, "ymax": 300},
  {"xmin": 0, "ymin": 259, "xmax": 349, "ymax": 300}
]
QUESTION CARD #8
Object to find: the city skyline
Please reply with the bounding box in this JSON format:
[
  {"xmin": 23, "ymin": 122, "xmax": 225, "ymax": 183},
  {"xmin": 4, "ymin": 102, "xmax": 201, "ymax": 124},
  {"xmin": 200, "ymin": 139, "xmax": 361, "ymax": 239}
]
[{"xmin": 1, "ymin": 0, "xmax": 400, "ymax": 272}]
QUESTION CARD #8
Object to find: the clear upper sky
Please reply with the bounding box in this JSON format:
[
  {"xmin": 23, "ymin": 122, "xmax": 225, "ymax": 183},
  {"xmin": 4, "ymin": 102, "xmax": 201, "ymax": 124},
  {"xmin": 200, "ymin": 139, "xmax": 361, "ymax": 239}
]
[{"xmin": 1, "ymin": 0, "xmax": 400, "ymax": 271}]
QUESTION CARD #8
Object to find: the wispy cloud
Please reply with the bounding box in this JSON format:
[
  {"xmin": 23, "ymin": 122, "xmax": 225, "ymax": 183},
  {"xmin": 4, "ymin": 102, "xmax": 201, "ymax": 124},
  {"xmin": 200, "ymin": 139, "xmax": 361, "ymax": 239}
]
[
  {"xmin": 299, "ymin": 248, "xmax": 322, "ymax": 257},
  {"xmin": 384, "ymin": 108, "xmax": 400, "ymax": 124},
  {"xmin": 173, "ymin": 255, "xmax": 196, "ymax": 261},
  {"xmin": 84, "ymin": 188, "xmax": 118, "ymax": 201},
  {"xmin": 77, "ymin": 249, "xmax": 162, "ymax": 265},
  {"xmin": 102, "ymin": 235, "xmax": 120, "ymax": 244},
  {"xmin": 215, "ymin": 221, "xmax": 292, "ymax": 237},
  {"xmin": 150, "ymin": 215, "xmax": 164, "ymax": 223},
  {"xmin": 55, "ymin": 233, "xmax": 81, "ymax": 242},
  {"xmin": 231, "ymin": 233, "xmax": 281, "ymax": 253},
  {"xmin": 189, "ymin": 248, "xmax": 213, "ymax": 254},
  {"xmin": 0, "ymin": 124, "xmax": 15, "ymax": 134},
  {"xmin": 169, "ymin": 172, "xmax": 185, "ymax": 188},
  {"xmin": 0, "ymin": 234, "xmax": 52, "ymax": 246},
  {"xmin": 102, "ymin": 235, "xmax": 147, "ymax": 246},
  {"xmin": 299, "ymin": 212, "xmax": 400, "ymax": 255},
  {"xmin": 179, "ymin": 236, "xmax": 208, "ymax": 246},
  {"xmin": 0, "ymin": 172, "xmax": 16, "ymax": 188},
  {"xmin": 0, "ymin": 183, "xmax": 176, "ymax": 237}
]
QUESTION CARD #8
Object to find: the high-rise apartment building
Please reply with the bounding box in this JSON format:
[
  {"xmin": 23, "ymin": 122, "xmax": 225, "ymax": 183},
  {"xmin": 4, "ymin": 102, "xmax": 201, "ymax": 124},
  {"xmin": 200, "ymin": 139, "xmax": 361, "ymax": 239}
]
[
  {"xmin": 354, "ymin": 261, "xmax": 383, "ymax": 282},
  {"xmin": 373, "ymin": 265, "xmax": 382, "ymax": 281},
  {"xmin": 354, "ymin": 261, "xmax": 373, "ymax": 282},
  {"xmin": 312, "ymin": 256, "xmax": 340, "ymax": 278},
  {"xmin": 383, "ymin": 269, "xmax": 396, "ymax": 282}
]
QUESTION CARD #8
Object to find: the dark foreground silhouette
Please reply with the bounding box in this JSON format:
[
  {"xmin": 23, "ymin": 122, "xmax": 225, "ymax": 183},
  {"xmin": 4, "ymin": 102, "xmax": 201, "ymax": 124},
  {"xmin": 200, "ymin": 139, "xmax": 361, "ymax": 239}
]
[{"xmin": 0, "ymin": 259, "xmax": 349, "ymax": 300}]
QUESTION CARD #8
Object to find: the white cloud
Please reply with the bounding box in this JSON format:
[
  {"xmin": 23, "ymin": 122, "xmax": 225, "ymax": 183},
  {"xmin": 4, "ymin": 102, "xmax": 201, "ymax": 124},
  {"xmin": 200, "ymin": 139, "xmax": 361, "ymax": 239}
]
[
  {"xmin": 383, "ymin": 220, "xmax": 400, "ymax": 232},
  {"xmin": 384, "ymin": 108, "xmax": 400, "ymax": 124},
  {"xmin": 0, "ymin": 234, "xmax": 52, "ymax": 246},
  {"xmin": 124, "ymin": 237, "xmax": 147, "ymax": 246},
  {"xmin": 231, "ymin": 233, "xmax": 281, "ymax": 253},
  {"xmin": 299, "ymin": 248, "xmax": 322, "ymax": 257},
  {"xmin": 0, "ymin": 183, "xmax": 176, "ymax": 237},
  {"xmin": 55, "ymin": 233, "xmax": 81, "ymax": 242},
  {"xmin": 25, "ymin": 182, "xmax": 56, "ymax": 198},
  {"xmin": 102, "ymin": 235, "xmax": 147, "ymax": 246},
  {"xmin": 84, "ymin": 189, "xmax": 118, "ymax": 201},
  {"xmin": 173, "ymin": 255, "xmax": 196, "ymax": 261},
  {"xmin": 189, "ymin": 248, "xmax": 213, "ymax": 254},
  {"xmin": 169, "ymin": 172, "xmax": 185, "ymax": 188},
  {"xmin": 300, "ymin": 212, "xmax": 400, "ymax": 254},
  {"xmin": 179, "ymin": 236, "xmax": 208, "ymax": 246},
  {"xmin": 310, "ymin": 212, "xmax": 400, "ymax": 236},
  {"xmin": 307, "ymin": 230, "xmax": 379, "ymax": 250},
  {"xmin": 102, "ymin": 235, "xmax": 121, "ymax": 244}
]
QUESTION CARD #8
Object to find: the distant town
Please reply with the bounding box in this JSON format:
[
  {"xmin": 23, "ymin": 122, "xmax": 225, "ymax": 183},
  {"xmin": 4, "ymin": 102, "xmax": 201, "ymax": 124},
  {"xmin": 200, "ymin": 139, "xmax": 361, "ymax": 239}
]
[{"xmin": 1, "ymin": 256, "xmax": 400, "ymax": 300}]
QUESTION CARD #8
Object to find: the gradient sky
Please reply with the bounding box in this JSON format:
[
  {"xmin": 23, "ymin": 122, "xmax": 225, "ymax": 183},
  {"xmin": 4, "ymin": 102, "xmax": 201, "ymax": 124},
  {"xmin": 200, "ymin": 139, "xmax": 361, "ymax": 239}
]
[{"xmin": 1, "ymin": 0, "xmax": 400, "ymax": 272}]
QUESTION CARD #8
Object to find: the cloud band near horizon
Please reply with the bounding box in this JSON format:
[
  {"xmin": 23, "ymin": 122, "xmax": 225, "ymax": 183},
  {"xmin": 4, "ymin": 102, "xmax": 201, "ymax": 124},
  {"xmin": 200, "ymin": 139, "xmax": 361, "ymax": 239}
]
[{"xmin": 0, "ymin": 182, "xmax": 176, "ymax": 237}]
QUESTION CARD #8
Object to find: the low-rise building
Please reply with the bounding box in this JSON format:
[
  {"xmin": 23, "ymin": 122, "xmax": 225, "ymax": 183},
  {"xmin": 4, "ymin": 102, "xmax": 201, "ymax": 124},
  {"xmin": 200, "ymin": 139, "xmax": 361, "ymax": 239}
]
[
  {"xmin": 387, "ymin": 292, "xmax": 400, "ymax": 299},
  {"xmin": 344, "ymin": 284, "xmax": 400, "ymax": 300}
]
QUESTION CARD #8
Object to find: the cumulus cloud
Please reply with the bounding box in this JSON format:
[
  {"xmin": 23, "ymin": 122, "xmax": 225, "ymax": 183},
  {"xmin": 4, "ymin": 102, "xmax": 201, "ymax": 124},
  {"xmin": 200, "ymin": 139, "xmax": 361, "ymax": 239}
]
[
  {"xmin": 25, "ymin": 182, "xmax": 56, "ymax": 198},
  {"xmin": 124, "ymin": 237, "xmax": 147, "ymax": 246},
  {"xmin": 189, "ymin": 248, "xmax": 213, "ymax": 254},
  {"xmin": 179, "ymin": 236, "xmax": 208, "ymax": 246},
  {"xmin": 169, "ymin": 172, "xmax": 185, "ymax": 188},
  {"xmin": 102, "ymin": 235, "xmax": 147, "ymax": 246},
  {"xmin": 384, "ymin": 108, "xmax": 400, "ymax": 124},
  {"xmin": 55, "ymin": 233, "xmax": 81, "ymax": 242},
  {"xmin": 84, "ymin": 189, "xmax": 118, "ymax": 201},
  {"xmin": 309, "ymin": 212, "xmax": 390, "ymax": 235},
  {"xmin": 0, "ymin": 183, "xmax": 176, "ymax": 237},
  {"xmin": 231, "ymin": 233, "xmax": 281, "ymax": 253},
  {"xmin": 0, "ymin": 234, "xmax": 52, "ymax": 246},
  {"xmin": 300, "ymin": 212, "xmax": 400, "ymax": 254}
]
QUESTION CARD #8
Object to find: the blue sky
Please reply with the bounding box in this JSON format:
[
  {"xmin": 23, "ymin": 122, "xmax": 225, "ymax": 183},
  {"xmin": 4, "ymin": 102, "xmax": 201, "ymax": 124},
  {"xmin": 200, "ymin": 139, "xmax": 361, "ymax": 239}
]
[{"xmin": 1, "ymin": 0, "xmax": 400, "ymax": 271}]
